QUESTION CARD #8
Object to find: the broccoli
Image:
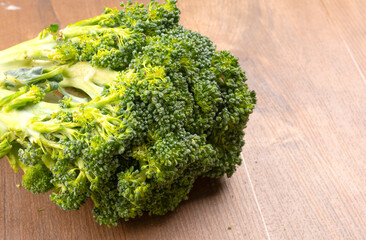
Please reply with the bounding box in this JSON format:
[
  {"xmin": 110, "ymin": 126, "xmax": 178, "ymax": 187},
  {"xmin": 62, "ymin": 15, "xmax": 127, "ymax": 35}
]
[{"xmin": 0, "ymin": 0, "xmax": 256, "ymax": 226}]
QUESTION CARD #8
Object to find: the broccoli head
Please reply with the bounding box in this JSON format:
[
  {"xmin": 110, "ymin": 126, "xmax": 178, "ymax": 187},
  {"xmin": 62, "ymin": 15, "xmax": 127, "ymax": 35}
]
[{"xmin": 0, "ymin": 0, "xmax": 256, "ymax": 227}]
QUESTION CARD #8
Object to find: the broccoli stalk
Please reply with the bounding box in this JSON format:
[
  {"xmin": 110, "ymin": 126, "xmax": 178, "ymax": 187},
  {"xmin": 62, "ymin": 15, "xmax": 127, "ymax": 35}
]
[
  {"xmin": 1, "ymin": 62, "xmax": 118, "ymax": 99},
  {"xmin": 59, "ymin": 62, "xmax": 118, "ymax": 98},
  {"xmin": 0, "ymin": 138, "xmax": 11, "ymax": 159},
  {"xmin": 0, "ymin": 34, "xmax": 57, "ymax": 72},
  {"xmin": 0, "ymin": 20, "xmax": 136, "ymax": 72}
]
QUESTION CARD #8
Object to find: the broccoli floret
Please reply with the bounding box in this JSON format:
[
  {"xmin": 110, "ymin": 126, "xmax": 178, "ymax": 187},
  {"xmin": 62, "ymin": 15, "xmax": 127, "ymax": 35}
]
[
  {"xmin": 0, "ymin": 0, "xmax": 256, "ymax": 227},
  {"xmin": 22, "ymin": 162, "xmax": 53, "ymax": 194}
]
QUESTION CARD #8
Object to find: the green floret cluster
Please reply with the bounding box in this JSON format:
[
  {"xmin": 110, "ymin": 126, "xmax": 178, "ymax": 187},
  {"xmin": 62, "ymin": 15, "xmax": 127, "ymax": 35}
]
[{"xmin": 0, "ymin": 0, "xmax": 256, "ymax": 226}]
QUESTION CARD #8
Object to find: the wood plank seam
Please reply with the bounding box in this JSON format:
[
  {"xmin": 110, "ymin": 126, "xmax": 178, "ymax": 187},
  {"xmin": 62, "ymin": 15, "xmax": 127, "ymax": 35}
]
[
  {"xmin": 341, "ymin": 38, "xmax": 366, "ymax": 85},
  {"xmin": 37, "ymin": 0, "xmax": 60, "ymax": 25},
  {"xmin": 319, "ymin": 0, "xmax": 366, "ymax": 86},
  {"xmin": 47, "ymin": 0, "xmax": 61, "ymax": 24},
  {"xmin": 241, "ymin": 153, "xmax": 271, "ymax": 240}
]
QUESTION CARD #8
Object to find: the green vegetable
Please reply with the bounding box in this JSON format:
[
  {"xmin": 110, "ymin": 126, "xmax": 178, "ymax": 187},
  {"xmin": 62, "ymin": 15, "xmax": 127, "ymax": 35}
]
[{"xmin": 0, "ymin": 0, "xmax": 256, "ymax": 226}]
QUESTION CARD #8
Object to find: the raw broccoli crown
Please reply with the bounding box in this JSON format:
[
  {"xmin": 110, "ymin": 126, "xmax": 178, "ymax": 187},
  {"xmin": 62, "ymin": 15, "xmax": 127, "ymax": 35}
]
[{"xmin": 0, "ymin": 0, "xmax": 256, "ymax": 226}]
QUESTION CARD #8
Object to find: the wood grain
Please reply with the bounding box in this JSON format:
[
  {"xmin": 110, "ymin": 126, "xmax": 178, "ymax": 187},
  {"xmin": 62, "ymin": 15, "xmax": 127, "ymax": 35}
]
[
  {"xmin": 1, "ymin": 0, "xmax": 366, "ymax": 239},
  {"xmin": 239, "ymin": 0, "xmax": 366, "ymax": 239},
  {"xmin": 179, "ymin": 0, "xmax": 366, "ymax": 239},
  {"xmin": 320, "ymin": 0, "xmax": 366, "ymax": 85}
]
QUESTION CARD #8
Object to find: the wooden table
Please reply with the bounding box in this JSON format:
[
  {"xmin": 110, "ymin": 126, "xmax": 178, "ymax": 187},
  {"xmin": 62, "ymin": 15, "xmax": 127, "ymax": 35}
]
[{"xmin": 0, "ymin": 0, "xmax": 365, "ymax": 239}]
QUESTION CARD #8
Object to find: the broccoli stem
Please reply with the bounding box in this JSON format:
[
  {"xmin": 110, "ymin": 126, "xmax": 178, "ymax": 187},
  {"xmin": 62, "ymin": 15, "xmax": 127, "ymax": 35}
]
[
  {"xmin": 0, "ymin": 25, "xmax": 126, "ymax": 70},
  {"xmin": 0, "ymin": 91, "xmax": 61, "ymax": 135},
  {"xmin": 0, "ymin": 34, "xmax": 57, "ymax": 72},
  {"xmin": 26, "ymin": 66, "xmax": 66, "ymax": 84},
  {"xmin": 41, "ymin": 154, "xmax": 55, "ymax": 169},
  {"xmin": 1, "ymin": 61, "xmax": 118, "ymax": 100},
  {"xmin": 70, "ymin": 10, "xmax": 118, "ymax": 27},
  {"xmin": 6, "ymin": 148, "xmax": 24, "ymax": 172},
  {"xmin": 58, "ymin": 87, "xmax": 88, "ymax": 103},
  {"xmin": 61, "ymin": 25, "xmax": 133, "ymax": 42},
  {"xmin": 0, "ymin": 87, "xmax": 28, "ymax": 108},
  {"xmin": 60, "ymin": 62, "xmax": 118, "ymax": 98},
  {"xmin": 0, "ymin": 120, "xmax": 8, "ymax": 136},
  {"xmin": 0, "ymin": 138, "xmax": 12, "ymax": 159}
]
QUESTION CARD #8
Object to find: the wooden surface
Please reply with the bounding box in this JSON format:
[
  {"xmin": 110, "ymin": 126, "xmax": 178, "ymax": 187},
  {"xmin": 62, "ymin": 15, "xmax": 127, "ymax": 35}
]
[{"xmin": 0, "ymin": 0, "xmax": 365, "ymax": 239}]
